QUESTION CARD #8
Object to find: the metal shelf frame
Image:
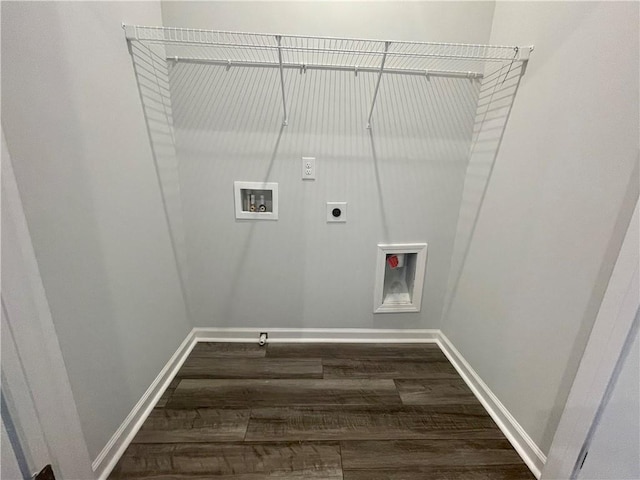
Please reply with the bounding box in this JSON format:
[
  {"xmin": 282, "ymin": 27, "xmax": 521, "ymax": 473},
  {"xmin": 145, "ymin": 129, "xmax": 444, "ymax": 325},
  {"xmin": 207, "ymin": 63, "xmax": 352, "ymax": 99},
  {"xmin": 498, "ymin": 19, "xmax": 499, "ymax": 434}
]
[{"xmin": 124, "ymin": 24, "xmax": 533, "ymax": 128}]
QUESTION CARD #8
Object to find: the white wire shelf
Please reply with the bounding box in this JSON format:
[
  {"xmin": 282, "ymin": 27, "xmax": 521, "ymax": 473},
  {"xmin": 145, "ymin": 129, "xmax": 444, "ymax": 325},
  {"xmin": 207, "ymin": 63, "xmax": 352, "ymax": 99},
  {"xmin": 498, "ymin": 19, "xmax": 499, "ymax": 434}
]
[{"xmin": 124, "ymin": 24, "xmax": 533, "ymax": 128}]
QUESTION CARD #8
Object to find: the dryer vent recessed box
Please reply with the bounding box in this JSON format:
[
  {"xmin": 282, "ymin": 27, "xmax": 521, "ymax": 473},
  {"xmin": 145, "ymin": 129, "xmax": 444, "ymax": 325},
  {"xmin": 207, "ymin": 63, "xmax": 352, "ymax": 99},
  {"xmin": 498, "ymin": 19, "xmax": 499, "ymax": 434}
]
[
  {"xmin": 326, "ymin": 202, "xmax": 347, "ymax": 222},
  {"xmin": 374, "ymin": 243, "xmax": 427, "ymax": 313},
  {"xmin": 234, "ymin": 181, "xmax": 278, "ymax": 220}
]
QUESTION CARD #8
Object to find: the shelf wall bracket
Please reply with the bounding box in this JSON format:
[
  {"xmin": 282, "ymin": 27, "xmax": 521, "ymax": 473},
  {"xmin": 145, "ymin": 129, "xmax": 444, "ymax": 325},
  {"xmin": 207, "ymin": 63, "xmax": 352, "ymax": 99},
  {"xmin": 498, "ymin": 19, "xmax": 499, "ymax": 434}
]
[
  {"xmin": 366, "ymin": 41, "xmax": 391, "ymax": 129},
  {"xmin": 275, "ymin": 35, "xmax": 289, "ymax": 127}
]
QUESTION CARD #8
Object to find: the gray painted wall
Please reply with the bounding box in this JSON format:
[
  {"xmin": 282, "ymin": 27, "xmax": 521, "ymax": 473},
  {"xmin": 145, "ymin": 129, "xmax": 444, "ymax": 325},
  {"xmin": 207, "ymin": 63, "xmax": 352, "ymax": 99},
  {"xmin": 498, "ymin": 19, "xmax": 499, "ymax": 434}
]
[
  {"xmin": 161, "ymin": 1, "xmax": 496, "ymax": 44},
  {"xmin": 171, "ymin": 62, "xmax": 477, "ymax": 329},
  {"xmin": 442, "ymin": 1, "xmax": 639, "ymax": 455},
  {"xmin": 161, "ymin": 1, "xmax": 496, "ymax": 329},
  {"xmin": 1, "ymin": 1, "xmax": 191, "ymax": 460}
]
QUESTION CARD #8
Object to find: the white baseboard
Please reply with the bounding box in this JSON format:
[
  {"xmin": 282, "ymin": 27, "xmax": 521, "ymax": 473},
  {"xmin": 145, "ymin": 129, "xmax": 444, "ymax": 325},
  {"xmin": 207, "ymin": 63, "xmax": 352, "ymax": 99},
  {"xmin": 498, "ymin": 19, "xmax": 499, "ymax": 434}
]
[
  {"xmin": 92, "ymin": 329, "xmax": 197, "ymax": 480},
  {"xmin": 437, "ymin": 332, "xmax": 546, "ymax": 479},
  {"xmin": 193, "ymin": 327, "xmax": 440, "ymax": 343},
  {"xmin": 92, "ymin": 327, "xmax": 544, "ymax": 480}
]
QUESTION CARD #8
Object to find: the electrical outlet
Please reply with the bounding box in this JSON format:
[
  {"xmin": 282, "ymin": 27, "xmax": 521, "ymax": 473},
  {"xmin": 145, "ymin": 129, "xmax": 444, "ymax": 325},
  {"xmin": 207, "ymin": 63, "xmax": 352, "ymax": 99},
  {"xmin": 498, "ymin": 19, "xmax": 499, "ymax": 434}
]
[
  {"xmin": 302, "ymin": 157, "xmax": 316, "ymax": 180},
  {"xmin": 327, "ymin": 202, "xmax": 347, "ymax": 222}
]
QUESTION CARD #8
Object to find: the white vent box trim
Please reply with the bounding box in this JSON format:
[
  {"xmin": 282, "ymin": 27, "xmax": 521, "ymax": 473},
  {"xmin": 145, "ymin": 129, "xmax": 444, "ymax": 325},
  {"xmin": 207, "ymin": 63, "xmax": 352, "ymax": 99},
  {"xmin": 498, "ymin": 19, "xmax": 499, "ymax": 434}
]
[
  {"xmin": 234, "ymin": 181, "xmax": 279, "ymax": 220},
  {"xmin": 326, "ymin": 202, "xmax": 347, "ymax": 222},
  {"xmin": 374, "ymin": 243, "xmax": 428, "ymax": 313}
]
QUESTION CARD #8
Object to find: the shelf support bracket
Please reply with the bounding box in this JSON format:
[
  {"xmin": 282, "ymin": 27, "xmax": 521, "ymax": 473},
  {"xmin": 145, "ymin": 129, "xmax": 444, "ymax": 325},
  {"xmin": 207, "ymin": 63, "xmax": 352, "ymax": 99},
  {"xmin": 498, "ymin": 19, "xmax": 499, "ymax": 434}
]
[
  {"xmin": 367, "ymin": 41, "xmax": 391, "ymax": 129},
  {"xmin": 275, "ymin": 35, "xmax": 288, "ymax": 126}
]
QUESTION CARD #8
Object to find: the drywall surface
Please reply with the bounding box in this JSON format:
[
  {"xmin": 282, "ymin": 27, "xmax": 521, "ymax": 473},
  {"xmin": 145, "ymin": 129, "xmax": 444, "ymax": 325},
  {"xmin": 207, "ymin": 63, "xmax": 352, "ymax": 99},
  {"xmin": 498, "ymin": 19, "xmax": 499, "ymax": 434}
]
[
  {"xmin": 442, "ymin": 0, "xmax": 639, "ymax": 456},
  {"xmin": 161, "ymin": 1, "xmax": 496, "ymax": 44},
  {"xmin": 443, "ymin": 59, "xmax": 525, "ymax": 322},
  {"xmin": 578, "ymin": 326, "xmax": 640, "ymax": 479},
  {"xmin": 170, "ymin": 66, "xmax": 477, "ymax": 329},
  {"xmin": 1, "ymin": 1, "xmax": 191, "ymax": 461},
  {"xmin": 160, "ymin": 2, "xmax": 493, "ymax": 329}
]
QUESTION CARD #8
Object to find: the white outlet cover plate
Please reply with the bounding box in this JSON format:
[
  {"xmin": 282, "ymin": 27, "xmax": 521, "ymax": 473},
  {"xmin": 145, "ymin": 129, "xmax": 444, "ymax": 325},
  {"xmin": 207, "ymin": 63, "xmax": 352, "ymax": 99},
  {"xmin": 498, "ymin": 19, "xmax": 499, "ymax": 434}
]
[
  {"xmin": 302, "ymin": 156, "xmax": 316, "ymax": 180},
  {"xmin": 327, "ymin": 202, "xmax": 347, "ymax": 222}
]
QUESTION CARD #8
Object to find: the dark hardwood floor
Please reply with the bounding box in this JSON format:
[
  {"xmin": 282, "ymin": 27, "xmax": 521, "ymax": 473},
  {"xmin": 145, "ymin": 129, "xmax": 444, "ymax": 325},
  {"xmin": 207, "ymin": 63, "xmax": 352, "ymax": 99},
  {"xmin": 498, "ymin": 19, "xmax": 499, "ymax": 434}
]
[{"xmin": 109, "ymin": 343, "xmax": 535, "ymax": 479}]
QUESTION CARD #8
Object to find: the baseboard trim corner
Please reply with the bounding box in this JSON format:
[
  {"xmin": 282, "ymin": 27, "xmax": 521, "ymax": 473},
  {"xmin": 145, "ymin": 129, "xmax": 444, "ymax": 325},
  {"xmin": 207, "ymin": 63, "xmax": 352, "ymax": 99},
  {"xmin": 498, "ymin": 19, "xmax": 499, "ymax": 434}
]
[
  {"xmin": 436, "ymin": 332, "xmax": 546, "ymax": 479},
  {"xmin": 92, "ymin": 329, "xmax": 197, "ymax": 480}
]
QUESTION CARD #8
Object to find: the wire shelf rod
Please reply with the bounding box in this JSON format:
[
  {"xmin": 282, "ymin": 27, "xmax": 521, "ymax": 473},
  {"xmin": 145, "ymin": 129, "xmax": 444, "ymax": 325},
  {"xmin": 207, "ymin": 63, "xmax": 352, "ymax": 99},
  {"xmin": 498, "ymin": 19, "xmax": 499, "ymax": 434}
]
[{"xmin": 167, "ymin": 56, "xmax": 484, "ymax": 79}]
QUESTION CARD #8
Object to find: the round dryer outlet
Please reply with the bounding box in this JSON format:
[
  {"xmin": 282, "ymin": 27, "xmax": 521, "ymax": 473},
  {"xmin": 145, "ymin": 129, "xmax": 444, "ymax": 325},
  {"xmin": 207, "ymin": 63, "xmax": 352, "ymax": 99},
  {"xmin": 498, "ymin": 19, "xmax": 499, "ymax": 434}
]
[{"xmin": 326, "ymin": 202, "xmax": 347, "ymax": 222}]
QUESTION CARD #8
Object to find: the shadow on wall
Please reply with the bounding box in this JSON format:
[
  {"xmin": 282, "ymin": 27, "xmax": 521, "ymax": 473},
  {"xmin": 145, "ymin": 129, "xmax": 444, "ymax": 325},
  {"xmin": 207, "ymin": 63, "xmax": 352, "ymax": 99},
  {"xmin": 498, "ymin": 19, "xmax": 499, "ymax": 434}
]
[
  {"xmin": 130, "ymin": 41, "xmax": 191, "ymax": 320},
  {"xmin": 130, "ymin": 46, "xmax": 484, "ymax": 328},
  {"xmin": 441, "ymin": 61, "xmax": 525, "ymax": 323}
]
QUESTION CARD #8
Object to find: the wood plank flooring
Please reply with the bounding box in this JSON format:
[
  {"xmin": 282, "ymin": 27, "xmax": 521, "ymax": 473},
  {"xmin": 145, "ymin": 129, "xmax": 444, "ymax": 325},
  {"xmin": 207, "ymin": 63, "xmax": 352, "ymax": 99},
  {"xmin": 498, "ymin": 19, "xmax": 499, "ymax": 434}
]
[
  {"xmin": 178, "ymin": 357, "xmax": 323, "ymax": 379},
  {"xmin": 109, "ymin": 343, "xmax": 535, "ymax": 479}
]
